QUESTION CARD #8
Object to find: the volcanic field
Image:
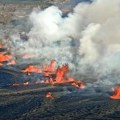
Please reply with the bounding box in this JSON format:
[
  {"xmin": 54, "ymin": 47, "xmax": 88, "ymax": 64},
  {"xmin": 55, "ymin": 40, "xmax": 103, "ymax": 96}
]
[
  {"xmin": 0, "ymin": 42, "xmax": 120, "ymax": 120},
  {"xmin": 1, "ymin": 0, "xmax": 120, "ymax": 120}
]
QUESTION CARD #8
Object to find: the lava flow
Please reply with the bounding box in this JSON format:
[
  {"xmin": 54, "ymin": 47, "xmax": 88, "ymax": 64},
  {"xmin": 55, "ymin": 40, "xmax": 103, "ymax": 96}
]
[
  {"xmin": 43, "ymin": 59, "xmax": 56, "ymax": 76},
  {"xmin": 21, "ymin": 65, "xmax": 42, "ymax": 74},
  {"xmin": 0, "ymin": 43, "xmax": 85, "ymax": 89},
  {"xmin": 0, "ymin": 44, "xmax": 16, "ymax": 67},
  {"xmin": 44, "ymin": 64, "xmax": 86, "ymax": 89},
  {"xmin": 0, "ymin": 53, "xmax": 13, "ymax": 62},
  {"xmin": 110, "ymin": 86, "xmax": 120, "ymax": 99}
]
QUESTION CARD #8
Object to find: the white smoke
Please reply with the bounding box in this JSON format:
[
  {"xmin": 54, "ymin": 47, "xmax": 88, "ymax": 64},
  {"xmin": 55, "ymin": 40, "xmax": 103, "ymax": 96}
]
[
  {"xmin": 10, "ymin": 0, "xmax": 120, "ymax": 85},
  {"xmin": 79, "ymin": 23, "xmax": 101, "ymax": 64}
]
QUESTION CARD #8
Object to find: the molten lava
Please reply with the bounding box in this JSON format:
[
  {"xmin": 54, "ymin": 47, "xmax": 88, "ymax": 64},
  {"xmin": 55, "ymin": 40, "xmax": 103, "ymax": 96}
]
[
  {"xmin": 43, "ymin": 64, "xmax": 86, "ymax": 89},
  {"xmin": 43, "ymin": 60, "xmax": 56, "ymax": 76},
  {"xmin": 55, "ymin": 64, "xmax": 69, "ymax": 83},
  {"xmin": 110, "ymin": 86, "xmax": 120, "ymax": 99},
  {"xmin": 11, "ymin": 58, "xmax": 85, "ymax": 89},
  {"xmin": 22, "ymin": 65, "xmax": 42, "ymax": 74},
  {"xmin": 0, "ymin": 53, "xmax": 13, "ymax": 62},
  {"xmin": 45, "ymin": 92, "xmax": 54, "ymax": 100}
]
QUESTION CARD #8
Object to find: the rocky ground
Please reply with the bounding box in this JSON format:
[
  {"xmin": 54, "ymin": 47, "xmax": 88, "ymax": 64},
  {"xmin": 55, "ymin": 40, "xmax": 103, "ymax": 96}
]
[
  {"xmin": 0, "ymin": 81, "xmax": 120, "ymax": 120},
  {"xmin": 0, "ymin": 0, "xmax": 69, "ymax": 24}
]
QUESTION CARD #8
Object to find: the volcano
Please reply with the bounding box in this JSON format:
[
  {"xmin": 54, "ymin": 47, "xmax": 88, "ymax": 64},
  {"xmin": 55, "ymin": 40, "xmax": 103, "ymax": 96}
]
[{"xmin": 1, "ymin": 0, "xmax": 120, "ymax": 120}]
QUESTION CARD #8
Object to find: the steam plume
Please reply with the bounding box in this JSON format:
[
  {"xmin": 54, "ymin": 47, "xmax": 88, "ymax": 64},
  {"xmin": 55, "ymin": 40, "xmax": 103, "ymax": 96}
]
[{"xmin": 10, "ymin": 0, "xmax": 120, "ymax": 85}]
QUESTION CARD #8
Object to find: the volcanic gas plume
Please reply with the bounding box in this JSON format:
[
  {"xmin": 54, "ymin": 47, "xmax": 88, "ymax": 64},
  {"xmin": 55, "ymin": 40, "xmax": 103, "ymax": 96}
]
[{"xmin": 2, "ymin": 0, "xmax": 120, "ymax": 86}]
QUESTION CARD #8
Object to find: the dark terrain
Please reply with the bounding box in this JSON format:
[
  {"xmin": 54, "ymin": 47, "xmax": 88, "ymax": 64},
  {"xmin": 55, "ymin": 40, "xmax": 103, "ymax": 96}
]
[{"xmin": 0, "ymin": 68, "xmax": 120, "ymax": 120}]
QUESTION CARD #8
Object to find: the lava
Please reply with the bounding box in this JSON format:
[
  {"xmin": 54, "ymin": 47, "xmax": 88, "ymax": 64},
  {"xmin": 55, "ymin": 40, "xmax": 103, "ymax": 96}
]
[
  {"xmin": 43, "ymin": 60, "xmax": 56, "ymax": 76},
  {"xmin": 1, "ymin": 38, "xmax": 85, "ymax": 91},
  {"xmin": 110, "ymin": 86, "xmax": 120, "ymax": 99},
  {"xmin": 43, "ymin": 64, "xmax": 69, "ymax": 84},
  {"xmin": 45, "ymin": 92, "xmax": 54, "ymax": 100},
  {"xmin": 21, "ymin": 65, "xmax": 42, "ymax": 74},
  {"xmin": 44, "ymin": 64, "xmax": 86, "ymax": 88},
  {"xmin": 55, "ymin": 64, "xmax": 69, "ymax": 83},
  {"xmin": 0, "ymin": 53, "xmax": 13, "ymax": 62}
]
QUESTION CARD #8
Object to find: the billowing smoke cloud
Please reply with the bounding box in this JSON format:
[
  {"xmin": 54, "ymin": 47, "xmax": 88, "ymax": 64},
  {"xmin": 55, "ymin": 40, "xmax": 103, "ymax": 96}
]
[{"xmin": 10, "ymin": 0, "xmax": 120, "ymax": 85}]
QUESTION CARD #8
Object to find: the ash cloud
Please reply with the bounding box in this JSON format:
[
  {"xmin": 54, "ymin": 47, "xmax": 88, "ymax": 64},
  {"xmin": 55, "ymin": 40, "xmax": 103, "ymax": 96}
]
[{"xmin": 10, "ymin": 0, "xmax": 120, "ymax": 85}]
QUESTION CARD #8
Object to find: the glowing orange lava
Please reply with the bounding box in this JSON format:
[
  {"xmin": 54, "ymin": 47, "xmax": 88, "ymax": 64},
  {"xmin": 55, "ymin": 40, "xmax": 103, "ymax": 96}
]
[
  {"xmin": 54, "ymin": 64, "xmax": 69, "ymax": 83},
  {"xmin": 110, "ymin": 86, "xmax": 120, "ymax": 99},
  {"xmin": 43, "ymin": 60, "xmax": 56, "ymax": 76},
  {"xmin": 12, "ymin": 59, "xmax": 85, "ymax": 90},
  {"xmin": 21, "ymin": 65, "xmax": 42, "ymax": 74},
  {"xmin": 43, "ymin": 64, "xmax": 86, "ymax": 89},
  {"xmin": 0, "ymin": 53, "xmax": 13, "ymax": 62}
]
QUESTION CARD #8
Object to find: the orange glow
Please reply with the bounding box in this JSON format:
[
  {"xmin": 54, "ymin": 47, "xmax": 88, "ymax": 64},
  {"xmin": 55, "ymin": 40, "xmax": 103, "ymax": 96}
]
[
  {"xmin": 43, "ymin": 63, "xmax": 86, "ymax": 88},
  {"xmin": 0, "ymin": 53, "xmax": 13, "ymax": 62},
  {"xmin": 43, "ymin": 60, "xmax": 56, "ymax": 76},
  {"xmin": 21, "ymin": 65, "xmax": 42, "ymax": 73},
  {"xmin": 45, "ymin": 92, "xmax": 54, "ymax": 100},
  {"xmin": 7, "ymin": 60, "xmax": 16, "ymax": 65},
  {"xmin": 110, "ymin": 86, "xmax": 120, "ymax": 99},
  {"xmin": 55, "ymin": 64, "xmax": 69, "ymax": 83},
  {"xmin": 12, "ymin": 59, "xmax": 85, "ymax": 90}
]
